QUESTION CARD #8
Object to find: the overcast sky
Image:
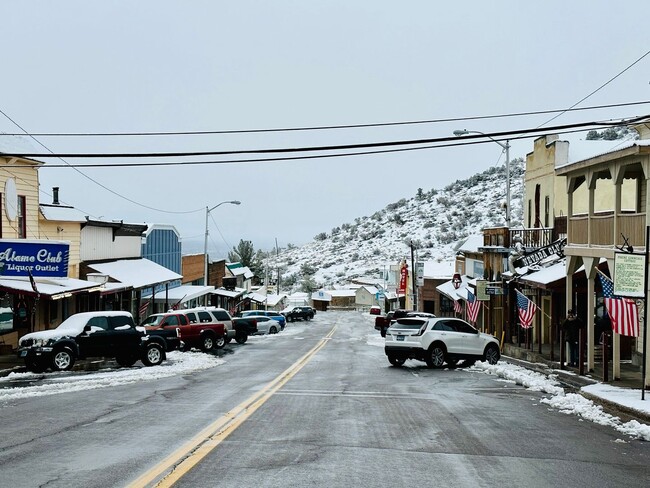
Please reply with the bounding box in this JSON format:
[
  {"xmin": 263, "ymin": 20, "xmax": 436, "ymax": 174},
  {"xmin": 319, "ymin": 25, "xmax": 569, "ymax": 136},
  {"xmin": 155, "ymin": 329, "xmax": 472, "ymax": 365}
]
[{"xmin": 2, "ymin": 1, "xmax": 650, "ymax": 257}]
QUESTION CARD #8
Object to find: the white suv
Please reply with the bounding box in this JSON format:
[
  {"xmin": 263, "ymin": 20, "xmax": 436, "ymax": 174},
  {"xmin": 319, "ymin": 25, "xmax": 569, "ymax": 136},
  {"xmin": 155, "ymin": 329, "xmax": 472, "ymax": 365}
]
[{"xmin": 384, "ymin": 317, "xmax": 500, "ymax": 368}]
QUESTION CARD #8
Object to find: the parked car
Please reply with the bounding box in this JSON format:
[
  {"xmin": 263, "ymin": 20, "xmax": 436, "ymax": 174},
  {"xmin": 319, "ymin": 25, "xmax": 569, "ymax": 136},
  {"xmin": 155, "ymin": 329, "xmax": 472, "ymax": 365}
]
[
  {"xmin": 384, "ymin": 316, "xmax": 500, "ymax": 368},
  {"xmin": 374, "ymin": 309, "xmax": 408, "ymax": 337},
  {"xmin": 283, "ymin": 306, "xmax": 315, "ymax": 322},
  {"xmin": 369, "ymin": 306, "xmax": 381, "ymax": 315},
  {"xmin": 17, "ymin": 311, "xmax": 167, "ymax": 372},
  {"xmin": 236, "ymin": 310, "xmax": 286, "ymax": 330},
  {"xmin": 182, "ymin": 307, "xmax": 256, "ymax": 345},
  {"xmin": 141, "ymin": 311, "xmax": 222, "ymax": 352},
  {"xmin": 246, "ymin": 315, "xmax": 283, "ymax": 335}
]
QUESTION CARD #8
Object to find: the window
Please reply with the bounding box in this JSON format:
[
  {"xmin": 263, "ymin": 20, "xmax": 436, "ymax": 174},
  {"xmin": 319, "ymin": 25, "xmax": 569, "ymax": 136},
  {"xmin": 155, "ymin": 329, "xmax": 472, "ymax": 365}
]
[
  {"xmin": 214, "ymin": 310, "xmax": 231, "ymax": 321},
  {"xmin": 198, "ymin": 311, "xmax": 212, "ymax": 322},
  {"xmin": 110, "ymin": 314, "xmax": 133, "ymax": 330},
  {"xmin": 544, "ymin": 196, "xmax": 550, "ymax": 227},
  {"xmin": 450, "ymin": 320, "xmax": 476, "ymax": 334},
  {"xmin": 165, "ymin": 315, "xmax": 179, "ymax": 326},
  {"xmin": 87, "ymin": 316, "xmax": 110, "ymax": 330},
  {"xmin": 186, "ymin": 312, "xmax": 197, "ymax": 323},
  {"xmin": 440, "ymin": 296, "xmax": 454, "ymax": 313},
  {"xmin": 527, "ymin": 199, "xmax": 532, "ymax": 228},
  {"xmin": 17, "ymin": 195, "xmax": 26, "ymax": 238},
  {"xmin": 433, "ymin": 321, "xmax": 454, "ymax": 331}
]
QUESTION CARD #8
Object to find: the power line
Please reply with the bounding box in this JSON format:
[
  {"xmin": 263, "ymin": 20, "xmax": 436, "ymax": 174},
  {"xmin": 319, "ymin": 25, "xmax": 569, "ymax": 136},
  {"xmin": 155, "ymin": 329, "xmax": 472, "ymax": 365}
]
[
  {"xmin": 5, "ymin": 116, "xmax": 641, "ymax": 159},
  {"xmin": 537, "ymin": 49, "xmax": 650, "ymax": 128},
  {"xmin": 5, "ymin": 115, "xmax": 645, "ymax": 162},
  {"xmin": 0, "ymin": 100, "xmax": 648, "ymax": 138},
  {"xmin": 6, "ymin": 124, "xmax": 635, "ymax": 170}
]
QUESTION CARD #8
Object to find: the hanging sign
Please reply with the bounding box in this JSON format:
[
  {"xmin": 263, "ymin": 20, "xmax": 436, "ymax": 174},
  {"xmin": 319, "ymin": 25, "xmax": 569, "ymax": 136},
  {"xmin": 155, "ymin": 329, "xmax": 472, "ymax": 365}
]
[
  {"xmin": 0, "ymin": 240, "xmax": 69, "ymax": 278},
  {"xmin": 613, "ymin": 252, "xmax": 645, "ymax": 298}
]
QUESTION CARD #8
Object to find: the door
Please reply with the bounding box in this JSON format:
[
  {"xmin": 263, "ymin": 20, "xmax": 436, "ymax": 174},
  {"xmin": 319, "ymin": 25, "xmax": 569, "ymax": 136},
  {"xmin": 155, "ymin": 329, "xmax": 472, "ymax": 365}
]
[
  {"xmin": 109, "ymin": 315, "xmax": 142, "ymax": 354},
  {"xmin": 76, "ymin": 316, "xmax": 111, "ymax": 357}
]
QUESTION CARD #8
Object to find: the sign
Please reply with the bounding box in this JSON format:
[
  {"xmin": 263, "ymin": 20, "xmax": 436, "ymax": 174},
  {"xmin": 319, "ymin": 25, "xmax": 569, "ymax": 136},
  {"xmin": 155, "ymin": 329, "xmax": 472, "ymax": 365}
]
[
  {"xmin": 398, "ymin": 262, "xmax": 408, "ymax": 294},
  {"xmin": 512, "ymin": 238, "xmax": 566, "ymax": 269},
  {"xmin": 416, "ymin": 262, "xmax": 424, "ymax": 286},
  {"xmin": 0, "ymin": 240, "xmax": 69, "ymax": 278},
  {"xmin": 452, "ymin": 273, "xmax": 462, "ymax": 290},
  {"xmin": 476, "ymin": 280, "xmax": 489, "ymax": 301},
  {"xmin": 486, "ymin": 282, "xmax": 504, "ymax": 295},
  {"xmin": 613, "ymin": 252, "xmax": 646, "ymax": 298}
]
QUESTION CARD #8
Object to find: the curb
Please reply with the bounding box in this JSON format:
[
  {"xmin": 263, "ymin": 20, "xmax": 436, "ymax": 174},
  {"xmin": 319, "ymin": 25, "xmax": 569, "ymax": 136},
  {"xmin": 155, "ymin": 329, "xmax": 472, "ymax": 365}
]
[{"xmin": 504, "ymin": 355, "xmax": 650, "ymax": 425}]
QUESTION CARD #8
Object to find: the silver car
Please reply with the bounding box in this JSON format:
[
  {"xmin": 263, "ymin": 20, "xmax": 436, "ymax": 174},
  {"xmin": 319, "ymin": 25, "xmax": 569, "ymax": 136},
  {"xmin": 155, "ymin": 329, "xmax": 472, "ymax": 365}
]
[{"xmin": 246, "ymin": 315, "xmax": 283, "ymax": 335}]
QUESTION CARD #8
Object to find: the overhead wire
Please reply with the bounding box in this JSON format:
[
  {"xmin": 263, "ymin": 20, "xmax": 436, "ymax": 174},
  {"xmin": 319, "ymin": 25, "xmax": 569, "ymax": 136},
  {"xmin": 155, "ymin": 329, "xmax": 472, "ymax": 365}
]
[{"xmin": 0, "ymin": 100, "xmax": 648, "ymax": 137}]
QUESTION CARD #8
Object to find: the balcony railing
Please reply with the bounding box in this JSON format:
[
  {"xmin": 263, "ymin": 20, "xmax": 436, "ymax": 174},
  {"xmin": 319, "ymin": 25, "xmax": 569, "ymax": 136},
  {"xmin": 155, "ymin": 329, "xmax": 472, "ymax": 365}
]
[{"xmin": 568, "ymin": 212, "xmax": 646, "ymax": 248}]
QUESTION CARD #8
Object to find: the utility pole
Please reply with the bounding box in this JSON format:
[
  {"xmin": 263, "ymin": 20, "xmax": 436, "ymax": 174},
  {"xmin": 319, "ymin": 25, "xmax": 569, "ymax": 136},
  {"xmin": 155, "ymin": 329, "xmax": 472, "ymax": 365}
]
[
  {"xmin": 275, "ymin": 238, "xmax": 280, "ymax": 296},
  {"xmin": 410, "ymin": 241, "xmax": 417, "ymax": 311}
]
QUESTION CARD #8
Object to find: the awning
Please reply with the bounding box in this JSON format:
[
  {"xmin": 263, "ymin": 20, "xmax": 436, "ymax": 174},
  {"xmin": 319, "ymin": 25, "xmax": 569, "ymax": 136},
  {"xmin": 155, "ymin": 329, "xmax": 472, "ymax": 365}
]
[
  {"xmin": 0, "ymin": 277, "xmax": 103, "ymax": 300},
  {"xmin": 211, "ymin": 287, "xmax": 246, "ymax": 298},
  {"xmin": 519, "ymin": 261, "xmax": 566, "ymax": 288},
  {"xmin": 142, "ymin": 284, "xmax": 215, "ymax": 304},
  {"xmin": 87, "ymin": 258, "xmax": 182, "ymax": 289},
  {"xmin": 246, "ymin": 292, "xmax": 267, "ymax": 304},
  {"xmin": 437, "ymin": 275, "xmax": 470, "ymax": 301}
]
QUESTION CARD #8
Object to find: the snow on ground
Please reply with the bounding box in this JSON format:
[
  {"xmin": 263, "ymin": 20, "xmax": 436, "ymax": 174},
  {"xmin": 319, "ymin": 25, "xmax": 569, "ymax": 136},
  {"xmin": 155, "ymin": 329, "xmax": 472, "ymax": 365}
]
[
  {"xmin": 363, "ymin": 307, "xmax": 650, "ymax": 440},
  {"xmin": 0, "ymin": 351, "xmax": 222, "ymax": 402}
]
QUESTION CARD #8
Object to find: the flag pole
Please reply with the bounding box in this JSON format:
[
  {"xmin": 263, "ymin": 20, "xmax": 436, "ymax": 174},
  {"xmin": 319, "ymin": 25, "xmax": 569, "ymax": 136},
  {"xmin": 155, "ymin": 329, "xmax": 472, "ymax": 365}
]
[{"xmin": 642, "ymin": 225, "xmax": 649, "ymax": 400}]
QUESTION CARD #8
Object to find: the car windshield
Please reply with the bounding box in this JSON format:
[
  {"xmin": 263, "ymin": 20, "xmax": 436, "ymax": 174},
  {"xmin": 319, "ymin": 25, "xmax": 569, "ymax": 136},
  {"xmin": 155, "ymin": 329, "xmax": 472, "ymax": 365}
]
[
  {"xmin": 140, "ymin": 315, "xmax": 164, "ymax": 326},
  {"xmin": 390, "ymin": 319, "xmax": 427, "ymax": 330}
]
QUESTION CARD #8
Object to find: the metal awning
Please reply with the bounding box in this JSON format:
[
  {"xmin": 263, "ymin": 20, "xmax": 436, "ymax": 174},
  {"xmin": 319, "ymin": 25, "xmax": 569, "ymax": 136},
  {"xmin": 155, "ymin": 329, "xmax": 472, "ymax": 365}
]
[
  {"xmin": 87, "ymin": 258, "xmax": 182, "ymax": 289},
  {"xmin": 142, "ymin": 284, "xmax": 214, "ymax": 304},
  {"xmin": 0, "ymin": 277, "xmax": 103, "ymax": 300},
  {"xmin": 211, "ymin": 287, "xmax": 246, "ymax": 298}
]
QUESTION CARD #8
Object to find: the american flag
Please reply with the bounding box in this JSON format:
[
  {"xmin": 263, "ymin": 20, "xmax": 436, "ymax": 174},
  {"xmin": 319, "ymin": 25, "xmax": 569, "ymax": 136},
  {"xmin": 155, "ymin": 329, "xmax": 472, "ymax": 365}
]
[
  {"xmin": 466, "ymin": 290, "xmax": 481, "ymax": 324},
  {"xmin": 453, "ymin": 299, "xmax": 462, "ymax": 315},
  {"xmin": 515, "ymin": 290, "xmax": 537, "ymax": 329},
  {"xmin": 604, "ymin": 298, "xmax": 639, "ymax": 337},
  {"xmin": 598, "ymin": 270, "xmax": 639, "ymax": 337},
  {"xmin": 139, "ymin": 300, "xmax": 150, "ymax": 318}
]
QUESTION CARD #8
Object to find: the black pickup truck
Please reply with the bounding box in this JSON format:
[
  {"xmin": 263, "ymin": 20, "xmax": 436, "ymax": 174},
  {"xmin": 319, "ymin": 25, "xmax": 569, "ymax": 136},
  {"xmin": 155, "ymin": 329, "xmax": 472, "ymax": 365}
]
[{"xmin": 17, "ymin": 311, "xmax": 167, "ymax": 373}]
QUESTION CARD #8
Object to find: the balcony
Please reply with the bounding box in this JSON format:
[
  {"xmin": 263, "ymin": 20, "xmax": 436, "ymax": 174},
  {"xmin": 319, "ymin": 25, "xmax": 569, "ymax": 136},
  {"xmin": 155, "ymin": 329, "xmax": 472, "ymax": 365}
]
[{"xmin": 568, "ymin": 212, "xmax": 646, "ymax": 248}]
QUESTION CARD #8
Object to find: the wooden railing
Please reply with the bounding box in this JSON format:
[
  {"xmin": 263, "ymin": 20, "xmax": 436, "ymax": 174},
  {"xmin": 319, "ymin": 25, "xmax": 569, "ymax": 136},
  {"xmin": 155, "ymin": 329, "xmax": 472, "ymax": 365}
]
[{"xmin": 568, "ymin": 212, "xmax": 646, "ymax": 247}]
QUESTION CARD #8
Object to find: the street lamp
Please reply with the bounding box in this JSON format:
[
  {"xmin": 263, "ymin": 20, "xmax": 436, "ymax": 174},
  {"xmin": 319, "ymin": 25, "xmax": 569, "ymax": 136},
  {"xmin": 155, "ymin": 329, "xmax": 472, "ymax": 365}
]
[
  {"xmin": 204, "ymin": 200, "xmax": 241, "ymax": 286},
  {"xmin": 454, "ymin": 129, "xmax": 511, "ymax": 228}
]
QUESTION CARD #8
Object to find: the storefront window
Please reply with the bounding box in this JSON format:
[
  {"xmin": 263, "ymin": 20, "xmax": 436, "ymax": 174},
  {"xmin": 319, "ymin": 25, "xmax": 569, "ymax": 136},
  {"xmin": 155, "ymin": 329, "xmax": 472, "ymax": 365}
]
[{"xmin": 0, "ymin": 295, "xmax": 13, "ymax": 333}]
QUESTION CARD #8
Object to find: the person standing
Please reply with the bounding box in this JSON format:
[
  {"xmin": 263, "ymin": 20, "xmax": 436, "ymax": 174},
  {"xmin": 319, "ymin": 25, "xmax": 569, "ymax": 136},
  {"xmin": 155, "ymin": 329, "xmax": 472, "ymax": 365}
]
[{"xmin": 562, "ymin": 309, "xmax": 584, "ymax": 367}]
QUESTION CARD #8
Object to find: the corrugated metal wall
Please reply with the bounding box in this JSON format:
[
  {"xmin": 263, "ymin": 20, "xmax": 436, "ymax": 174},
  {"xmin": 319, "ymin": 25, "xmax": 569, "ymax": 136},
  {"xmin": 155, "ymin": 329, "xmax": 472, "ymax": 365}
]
[
  {"xmin": 80, "ymin": 227, "xmax": 142, "ymax": 261},
  {"xmin": 142, "ymin": 228, "xmax": 181, "ymax": 274}
]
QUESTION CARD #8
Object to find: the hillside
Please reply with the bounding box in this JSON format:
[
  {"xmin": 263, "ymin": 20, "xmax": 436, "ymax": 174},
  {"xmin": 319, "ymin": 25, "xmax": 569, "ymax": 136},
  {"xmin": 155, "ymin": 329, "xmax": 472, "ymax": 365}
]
[{"xmin": 273, "ymin": 158, "xmax": 525, "ymax": 291}]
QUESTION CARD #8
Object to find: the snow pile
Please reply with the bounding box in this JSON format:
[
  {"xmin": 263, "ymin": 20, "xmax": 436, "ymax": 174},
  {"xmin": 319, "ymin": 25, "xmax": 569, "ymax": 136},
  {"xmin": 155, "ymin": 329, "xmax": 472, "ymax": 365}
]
[{"xmin": 0, "ymin": 351, "xmax": 222, "ymax": 402}]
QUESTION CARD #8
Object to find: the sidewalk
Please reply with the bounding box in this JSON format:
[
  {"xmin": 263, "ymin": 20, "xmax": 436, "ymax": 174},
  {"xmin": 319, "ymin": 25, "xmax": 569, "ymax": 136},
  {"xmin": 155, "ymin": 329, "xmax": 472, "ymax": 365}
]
[{"xmin": 503, "ymin": 342, "xmax": 650, "ymax": 424}]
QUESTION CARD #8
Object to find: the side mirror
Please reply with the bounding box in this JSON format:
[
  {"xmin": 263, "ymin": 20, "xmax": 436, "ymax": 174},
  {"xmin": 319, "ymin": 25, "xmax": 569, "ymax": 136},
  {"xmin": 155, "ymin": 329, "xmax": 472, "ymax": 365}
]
[{"xmin": 83, "ymin": 325, "xmax": 91, "ymax": 333}]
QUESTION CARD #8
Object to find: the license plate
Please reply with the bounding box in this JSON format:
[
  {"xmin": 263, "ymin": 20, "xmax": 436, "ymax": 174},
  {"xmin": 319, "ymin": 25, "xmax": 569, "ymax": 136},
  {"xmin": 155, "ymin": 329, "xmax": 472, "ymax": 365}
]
[
  {"xmin": 19, "ymin": 350, "xmax": 27, "ymax": 357},
  {"xmin": 396, "ymin": 335, "xmax": 405, "ymax": 341}
]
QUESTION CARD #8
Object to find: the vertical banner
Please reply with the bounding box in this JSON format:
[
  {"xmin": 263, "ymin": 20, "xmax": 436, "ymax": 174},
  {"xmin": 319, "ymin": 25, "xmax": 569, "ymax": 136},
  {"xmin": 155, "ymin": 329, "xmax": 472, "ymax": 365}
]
[{"xmin": 398, "ymin": 262, "xmax": 408, "ymax": 294}]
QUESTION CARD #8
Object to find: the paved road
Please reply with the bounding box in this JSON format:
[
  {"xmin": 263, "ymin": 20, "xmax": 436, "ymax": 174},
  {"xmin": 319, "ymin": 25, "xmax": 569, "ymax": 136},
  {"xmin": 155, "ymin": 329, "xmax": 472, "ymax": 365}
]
[{"xmin": 1, "ymin": 311, "xmax": 648, "ymax": 488}]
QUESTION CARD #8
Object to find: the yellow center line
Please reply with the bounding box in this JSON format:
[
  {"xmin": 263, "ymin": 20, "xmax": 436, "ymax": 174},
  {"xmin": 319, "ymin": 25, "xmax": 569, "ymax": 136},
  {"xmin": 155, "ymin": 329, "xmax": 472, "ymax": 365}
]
[{"xmin": 126, "ymin": 325, "xmax": 337, "ymax": 488}]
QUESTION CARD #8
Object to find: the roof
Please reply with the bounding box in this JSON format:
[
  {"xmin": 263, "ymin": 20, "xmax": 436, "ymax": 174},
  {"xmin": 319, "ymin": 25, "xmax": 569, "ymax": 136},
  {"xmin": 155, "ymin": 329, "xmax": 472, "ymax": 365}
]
[
  {"xmin": 0, "ymin": 134, "xmax": 44, "ymax": 164},
  {"xmin": 358, "ymin": 285, "xmax": 379, "ymax": 295},
  {"xmin": 229, "ymin": 266, "xmax": 254, "ymax": 279},
  {"xmin": 142, "ymin": 284, "xmax": 214, "ymax": 304},
  {"xmin": 312, "ymin": 290, "xmax": 332, "ymax": 302},
  {"xmin": 423, "ymin": 260, "xmax": 454, "ymax": 279},
  {"xmin": 87, "ymin": 258, "xmax": 182, "ymax": 289},
  {"xmin": 211, "ymin": 287, "xmax": 246, "ymax": 298},
  {"xmin": 436, "ymin": 275, "xmax": 470, "ymax": 301},
  {"xmin": 265, "ymin": 294, "xmax": 286, "ymax": 306},
  {"xmin": 0, "ymin": 276, "xmax": 103, "ymax": 299},
  {"xmin": 454, "ymin": 234, "xmax": 484, "ymax": 254},
  {"xmin": 518, "ymin": 261, "xmax": 566, "ymax": 286},
  {"xmin": 40, "ymin": 204, "xmax": 88, "ymax": 222},
  {"xmin": 555, "ymin": 135, "xmax": 650, "ymax": 169},
  {"xmin": 329, "ymin": 289, "xmax": 357, "ymax": 297}
]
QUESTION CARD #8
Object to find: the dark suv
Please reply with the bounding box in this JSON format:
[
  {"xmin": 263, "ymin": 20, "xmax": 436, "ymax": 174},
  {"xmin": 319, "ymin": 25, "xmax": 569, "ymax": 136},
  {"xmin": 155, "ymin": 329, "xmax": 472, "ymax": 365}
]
[
  {"xmin": 17, "ymin": 311, "xmax": 167, "ymax": 372},
  {"xmin": 284, "ymin": 306, "xmax": 315, "ymax": 322}
]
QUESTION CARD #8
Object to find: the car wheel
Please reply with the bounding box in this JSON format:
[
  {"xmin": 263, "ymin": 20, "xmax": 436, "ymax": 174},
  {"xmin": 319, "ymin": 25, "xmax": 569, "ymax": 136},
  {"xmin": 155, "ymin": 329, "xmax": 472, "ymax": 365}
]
[
  {"xmin": 306, "ymin": 315, "xmax": 311, "ymax": 321},
  {"xmin": 214, "ymin": 335, "xmax": 226, "ymax": 349},
  {"xmin": 426, "ymin": 344, "xmax": 446, "ymax": 368},
  {"xmin": 51, "ymin": 347, "xmax": 75, "ymax": 371},
  {"xmin": 235, "ymin": 331, "xmax": 248, "ymax": 344},
  {"xmin": 142, "ymin": 343, "xmax": 164, "ymax": 366},
  {"xmin": 269, "ymin": 326, "xmax": 278, "ymax": 334},
  {"xmin": 484, "ymin": 345, "xmax": 500, "ymax": 365},
  {"xmin": 116, "ymin": 354, "xmax": 138, "ymax": 367},
  {"xmin": 388, "ymin": 355, "xmax": 406, "ymax": 367},
  {"xmin": 200, "ymin": 334, "xmax": 215, "ymax": 352},
  {"xmin": 25, "ymin": 357, "xmax": 47, "ymax": 373}
]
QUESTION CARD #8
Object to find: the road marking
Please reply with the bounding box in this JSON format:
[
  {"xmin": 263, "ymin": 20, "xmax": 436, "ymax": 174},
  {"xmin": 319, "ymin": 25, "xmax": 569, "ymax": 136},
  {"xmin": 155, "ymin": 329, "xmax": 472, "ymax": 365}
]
[{"xmin": 126, "ymin": 326, "xmax": 336, "ymax": 488}]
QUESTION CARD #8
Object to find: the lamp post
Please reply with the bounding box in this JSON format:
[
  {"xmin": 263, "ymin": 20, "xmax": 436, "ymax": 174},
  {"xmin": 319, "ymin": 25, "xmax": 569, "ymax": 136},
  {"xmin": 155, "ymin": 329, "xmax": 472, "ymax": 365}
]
[
  {"xmin": 454, "ymin": 129, "xmax": 511, "ymax": 228},
  {"xmin": 204, "ymin": 200, "xmax": 241, "ymax": 286}
]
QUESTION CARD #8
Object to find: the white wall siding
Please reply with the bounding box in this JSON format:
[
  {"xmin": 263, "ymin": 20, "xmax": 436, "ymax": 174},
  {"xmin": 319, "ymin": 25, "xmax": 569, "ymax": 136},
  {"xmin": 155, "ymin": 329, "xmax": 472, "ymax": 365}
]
[{"xmin": 80, "ymin": 227, "xmax": 142, "ymax": 260}]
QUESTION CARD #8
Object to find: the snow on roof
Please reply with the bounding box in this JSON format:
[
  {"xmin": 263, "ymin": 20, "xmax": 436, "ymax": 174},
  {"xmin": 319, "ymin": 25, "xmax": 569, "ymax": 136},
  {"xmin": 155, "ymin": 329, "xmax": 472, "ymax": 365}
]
[
  {"xmin": 265, "ymin": 294, "xmax": 286, "ymax": 306},
  {"xmin": 436, "ymin": 275, "xmax": 469, "ymax": 301},
  {"xmin": 328, "ymin": 289, "xmax": 357, "ymax": 297},
  {"xmin": 40, "ymin": 204, "xmax": 88, "ymax": 222},
  {"xmin": 87, "ymin": 258, "xmax": 182, "ymax": 289},
  {"xmin": 0, "ymin": 134, "xmax": 43, "ymax": 162},
  {"xmin": 358, "ymin": 285, "xmax": 379, "ymax": 295},
  {"xmin": 554, "ymin": 133, "xmax": 650, "ymax": 168},
  {"xmin": 142, "ymin": 284, "xmax": 214, "ymax": 303},
  {"xmin": 519, "ymin": 261, "xmax": 566, "ymax": 286},
  {"xmin": 230, "ymin": 266, "xmax": 254, "ymax": 279},
  {"xmin": 211, "ymin": 287, "xmax": 246, "ymax": 298},
  {"xmin": 312, "ymin": 290, "xmax": 332, "ymax": 301},
  {"xmin": 0, "ymin": 276, "xmax": 102, "ymax": 298},
  {"xmin": 456, "ymin": 234, "xmax": 484, "ymax": 253},
  {"xmin": 423, "ymin": 260, "xmax": 454, "ymax": 279}
]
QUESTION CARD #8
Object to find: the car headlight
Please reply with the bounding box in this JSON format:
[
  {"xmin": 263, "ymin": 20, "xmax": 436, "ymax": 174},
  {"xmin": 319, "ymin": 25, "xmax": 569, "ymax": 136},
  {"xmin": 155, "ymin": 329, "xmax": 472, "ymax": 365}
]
[{"xmin": 32, "ymin": 338, "xmax": 49, "ymax": 348}]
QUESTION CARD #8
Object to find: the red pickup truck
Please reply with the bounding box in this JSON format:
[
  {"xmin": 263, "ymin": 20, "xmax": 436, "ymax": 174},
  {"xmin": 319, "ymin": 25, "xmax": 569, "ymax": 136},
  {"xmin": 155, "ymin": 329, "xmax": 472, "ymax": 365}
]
[{"xmin": 141, "ymin": 311, "xmax": 226, "ymax": 352}]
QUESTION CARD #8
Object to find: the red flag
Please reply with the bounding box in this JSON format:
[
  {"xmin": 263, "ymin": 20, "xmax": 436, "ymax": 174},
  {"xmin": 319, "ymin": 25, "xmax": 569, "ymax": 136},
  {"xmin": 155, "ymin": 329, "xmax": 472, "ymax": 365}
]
[
  {"xmin": 516, "ymin": 290, "xmax": 537, "ymax": 329},
  {"xmin": 604, "ymin": 298, "xmax": 639, "ymax": 337}
]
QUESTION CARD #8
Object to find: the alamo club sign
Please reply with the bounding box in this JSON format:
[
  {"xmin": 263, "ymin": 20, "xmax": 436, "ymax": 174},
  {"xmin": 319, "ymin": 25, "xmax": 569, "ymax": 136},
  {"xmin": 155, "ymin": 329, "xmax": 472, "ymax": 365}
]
[{"xmin": 0, "ymin": 240, "xmax": 70, "ymax": 278}]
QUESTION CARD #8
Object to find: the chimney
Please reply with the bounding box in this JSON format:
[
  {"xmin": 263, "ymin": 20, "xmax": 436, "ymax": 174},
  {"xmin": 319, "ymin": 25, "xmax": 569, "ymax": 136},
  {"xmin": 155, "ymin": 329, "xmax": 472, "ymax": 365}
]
[{"xmin": 53, "ymin": 187, "xmax": 59, "ymax": 205}]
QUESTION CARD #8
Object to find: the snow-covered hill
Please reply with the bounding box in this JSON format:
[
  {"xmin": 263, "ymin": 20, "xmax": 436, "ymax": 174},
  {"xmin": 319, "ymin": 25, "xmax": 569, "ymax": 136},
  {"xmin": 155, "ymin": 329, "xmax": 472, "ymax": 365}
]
[{"xmin": 272, "ymin": 158, "xmax": 525, "ymax": 290}]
